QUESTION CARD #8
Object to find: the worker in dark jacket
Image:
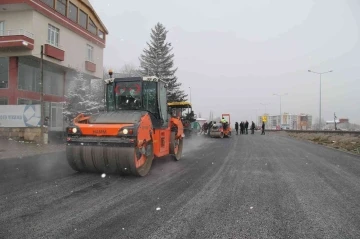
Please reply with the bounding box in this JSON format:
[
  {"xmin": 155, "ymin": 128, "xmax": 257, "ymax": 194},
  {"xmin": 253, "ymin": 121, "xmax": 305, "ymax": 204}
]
[
  {"xmin": 261, "ymin": 121, "xmax": 265, "ymax": 135},
  {"xmin": 251, "ymin": 121, "xmax": 255, "ymax": 134},
  {"xmin": 207, "ymin": 121, "xmax": 213, "ymax": 136},
  {"xmin": 235, "ymin": 122, "xmax": 239, "ymax": 135},
  {"xmin": 245, "ymin": 121, "xmax": 249, "ymax": 134}
]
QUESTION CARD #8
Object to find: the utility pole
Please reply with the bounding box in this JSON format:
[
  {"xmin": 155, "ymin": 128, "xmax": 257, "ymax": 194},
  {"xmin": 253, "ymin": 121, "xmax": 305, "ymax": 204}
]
[
  {"xmin": 189, "ymin": 87, "xmax": 192, "ymax": 104},
  {"xmin": 334, "ymin": 112, "xmax": 337, "ymax": 130},
  {"xmin": 273, "ymin": 93, "xmax": 287, "ymax": 127},
  {"xmin": 40, "ymin": 45, "xmax": 45, "ymax": 144},
  {"xmin": 308, "ymin": 70, "xmax": 333, "ymax": 130},
  {"xmin": 260, "ymin": 103, "xmax": 269, "ymax": 114}
]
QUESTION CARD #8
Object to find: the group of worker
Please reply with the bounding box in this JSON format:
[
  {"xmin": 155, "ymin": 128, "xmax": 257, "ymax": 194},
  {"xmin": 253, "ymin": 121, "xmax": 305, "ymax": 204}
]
[
  {"xmin": 201, "ymin": 117, "xmax": 229, "ymax": 136},
  {"xmin": 200, "ymin": 117, "xmax": 266, "ymax": 135},
  {"xmin": 234, "ymin": 121, "xmax": 265, "ymax": 135}
]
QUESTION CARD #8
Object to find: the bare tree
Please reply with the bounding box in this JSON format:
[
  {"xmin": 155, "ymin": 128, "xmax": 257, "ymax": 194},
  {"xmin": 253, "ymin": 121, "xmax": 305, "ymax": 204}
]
[{"xmin": 119, "ymin": 63, "xmax": 141, "ymax": 77}]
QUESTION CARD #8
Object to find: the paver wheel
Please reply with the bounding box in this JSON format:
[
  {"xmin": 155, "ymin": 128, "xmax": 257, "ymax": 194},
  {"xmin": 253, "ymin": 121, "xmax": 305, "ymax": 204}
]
[{"xmin": 170, "ymin": 132, "xmax": 183, "ymax": 161}]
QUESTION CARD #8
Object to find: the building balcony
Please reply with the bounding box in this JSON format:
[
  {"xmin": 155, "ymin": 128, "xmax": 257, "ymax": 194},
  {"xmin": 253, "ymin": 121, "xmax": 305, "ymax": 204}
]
[
  {"xmin": 44, "ymin": 41, "xmax": 65, "ymax": 61},
  {"xmin": 0, "ymin": 29, "xmax": 34, "ymax": 50},
  {"xmin": 85, "ymin": 60, "xmax": 96, "ymax": 72}
]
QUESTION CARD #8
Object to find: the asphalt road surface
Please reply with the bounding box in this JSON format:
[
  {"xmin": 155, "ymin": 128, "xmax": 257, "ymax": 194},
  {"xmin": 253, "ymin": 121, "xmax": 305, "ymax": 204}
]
[{"xmin": 1, "ymin": 132, "xmax": 360, "ymax": 239}]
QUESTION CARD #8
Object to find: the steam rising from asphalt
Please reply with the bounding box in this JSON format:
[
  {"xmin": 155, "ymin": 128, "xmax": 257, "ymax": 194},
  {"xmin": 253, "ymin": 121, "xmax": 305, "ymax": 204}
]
[{"xmin": 183, "ymin": 135, "xmax": 209, "ymax": 154}]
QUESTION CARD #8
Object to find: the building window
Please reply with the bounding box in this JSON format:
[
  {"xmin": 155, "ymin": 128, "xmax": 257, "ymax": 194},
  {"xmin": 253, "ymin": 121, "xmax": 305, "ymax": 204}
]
[
  {"xmin": 48, "ymin": 24, "xmax": 60, "ymax": 47},
  {"xmin": 88, "ymin": 17, "xmax": 97, "ymax": 35},
  {"xmin": 68, "ymin": 2, "xmax": 78, "ymax": 22},
  {"xmin": 0, "ymin": 98, "xmax": 8, "ymax": 105},
  {"xmin": 0, "ymin": 21, "xmax": 4, "ymax": 36},
  {"xmin": 18, "ymin": 57, "xmax": 41, "ymax": 93},
  {"xmin": 98, "ymin": 30, "xmax": 104, "ymax": 39},
  {"xmin": 0, "ymin": 57, "xmax": 9, "ymax": 88},
  {"xmin": 41, "ymin": 0, "xmax": 54, "ymax": 8},
  {"xmin": 44, "ymin": 65, "xmax": 64, "ymax": 96},
  {"xmin": 86, "ymin": 44, "xmax": 94, "ymax": 62},
  {"xmin": 56, "ymin": 0, "xmax": 67, "ymax": 16},
  {"xmin": 79, "ymin": 10, "xmax": 87, "ymax": 28}
]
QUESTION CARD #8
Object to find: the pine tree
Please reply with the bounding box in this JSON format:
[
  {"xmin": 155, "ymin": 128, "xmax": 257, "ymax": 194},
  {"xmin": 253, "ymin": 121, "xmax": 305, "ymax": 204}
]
[
  {"xmin": 139, "ymin": 22, "xmax": 187, "ymax": 102},
  {"xmin": 63, "ymin": 70, "xmax": 103, "ymax": 123}
]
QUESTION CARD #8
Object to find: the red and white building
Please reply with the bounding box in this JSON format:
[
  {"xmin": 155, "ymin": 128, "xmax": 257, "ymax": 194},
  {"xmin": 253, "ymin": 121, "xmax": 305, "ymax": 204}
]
[{"xmin": 0, "ymin": 0, "xmax": 108, "ymax": 131}]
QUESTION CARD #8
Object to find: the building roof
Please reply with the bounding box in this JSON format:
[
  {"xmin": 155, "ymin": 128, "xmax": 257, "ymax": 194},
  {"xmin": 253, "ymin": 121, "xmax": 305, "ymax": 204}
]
[{"xmin": 80, "ymin": 0, "xmax": 109, "ymax": 34}]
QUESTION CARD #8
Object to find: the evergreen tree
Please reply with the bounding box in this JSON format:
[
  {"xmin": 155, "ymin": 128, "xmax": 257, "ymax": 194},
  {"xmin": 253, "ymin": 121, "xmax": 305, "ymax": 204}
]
[
  {"xmin": 139, "ymin": 22, "xmax": 187, "ymax": 102},
  {"xmin": 63, "ymin": 70, "xmax": 103, "ymax": 123}
]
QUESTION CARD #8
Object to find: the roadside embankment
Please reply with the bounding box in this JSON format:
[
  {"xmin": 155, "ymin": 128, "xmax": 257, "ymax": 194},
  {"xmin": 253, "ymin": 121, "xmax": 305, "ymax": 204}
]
[{"xmin": 287, "ymin": 132, "xmax": 360, "ymax": 155}]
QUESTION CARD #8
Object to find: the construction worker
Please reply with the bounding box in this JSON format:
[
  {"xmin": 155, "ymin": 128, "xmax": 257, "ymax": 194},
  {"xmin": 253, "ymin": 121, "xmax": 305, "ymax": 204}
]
[
  {"xmin": 235, "ymin": 122, "xmax": 239, "ymax": 135},
  {"xmin": 207, "ymin": 121, "xmax": 213, "ymax": 136},
  {"xmin": 245, "ymin": 121, "xmax": 249, "ymax": 134},
  {"xmin": 261, "ymin": 121, "xmax": 265, "ymax": 135},
  {"xmin": 251, "ymin": 121, "xmax": 255, "ymax": 134},
  {"xmin": 221, "ymin": 117, "xmax": 228, "ymax": 130}
]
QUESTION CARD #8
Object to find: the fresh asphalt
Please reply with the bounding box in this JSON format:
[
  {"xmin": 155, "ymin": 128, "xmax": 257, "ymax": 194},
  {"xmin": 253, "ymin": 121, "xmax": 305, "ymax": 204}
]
[{"xmin": 1, "ymin": 132, "xmax": 360, "ymax": 239}]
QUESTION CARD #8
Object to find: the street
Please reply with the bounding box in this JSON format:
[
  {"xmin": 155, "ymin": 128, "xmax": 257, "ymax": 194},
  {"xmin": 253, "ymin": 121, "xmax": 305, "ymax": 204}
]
[{"xmin": 1, "ymin": 133, "xmax": 360, "ymax": 239}]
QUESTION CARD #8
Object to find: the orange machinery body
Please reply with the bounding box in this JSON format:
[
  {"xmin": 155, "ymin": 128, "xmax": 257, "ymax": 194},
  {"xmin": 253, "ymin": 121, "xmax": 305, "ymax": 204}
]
[
  {"xmin": 66, "ymin": 75, "xmax": 185, "ymax": 176},
  {"xmin": 68, "ymin": 112, "xmax": 184, "ymax": 160}
]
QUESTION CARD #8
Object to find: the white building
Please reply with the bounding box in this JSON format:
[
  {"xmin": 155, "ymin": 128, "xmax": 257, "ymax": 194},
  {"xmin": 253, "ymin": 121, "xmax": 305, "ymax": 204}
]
[
  {"xmin": 0, "ymin": 0, "xmax": 108, "ymax": 131},
  {"xmin": 258, "ymin": 113, "xmax": 312, "ymax": 130}
]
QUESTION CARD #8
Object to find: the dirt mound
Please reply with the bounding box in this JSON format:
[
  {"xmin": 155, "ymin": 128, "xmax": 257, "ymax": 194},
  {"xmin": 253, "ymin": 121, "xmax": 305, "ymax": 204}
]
[{"xmin": 288, "ymin": 133, "xmax": 360, "ymax": 154}]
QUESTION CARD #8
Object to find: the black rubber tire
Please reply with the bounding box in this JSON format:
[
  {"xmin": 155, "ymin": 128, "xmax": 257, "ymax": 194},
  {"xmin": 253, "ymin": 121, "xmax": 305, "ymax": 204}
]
[
  {"xmin": 132, "ymin": 143, "xmax": 154, "ymax": 177},
  {"xmin": 170, "ymin": 132, "xmax": 183, "ymax": 161}
]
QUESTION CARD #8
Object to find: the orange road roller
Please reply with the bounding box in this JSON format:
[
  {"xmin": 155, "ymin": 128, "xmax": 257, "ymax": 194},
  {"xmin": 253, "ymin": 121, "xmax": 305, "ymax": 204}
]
[
  {"xmin": 209, "ymin": 114, "xmax": 232, "ymax": 138},
  {"xmin": 65, "ymin": 73, "xmax": 185, "ymax": 177}
]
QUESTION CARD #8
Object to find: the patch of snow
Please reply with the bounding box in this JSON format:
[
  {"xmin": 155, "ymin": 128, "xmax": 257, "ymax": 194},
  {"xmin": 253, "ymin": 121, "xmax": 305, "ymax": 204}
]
[
  {"xmin": 156, "ymin": 207, "xmax": 161, "ymax": 211},
  {"xmin": 101, "ymin": 173, "xmax": 106, "ymax": 178}
]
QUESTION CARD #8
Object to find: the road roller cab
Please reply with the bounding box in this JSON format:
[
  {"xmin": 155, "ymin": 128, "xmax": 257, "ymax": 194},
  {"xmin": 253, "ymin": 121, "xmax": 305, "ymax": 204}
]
[
  {"xmin": 167, "ymin": 102, "xmax": 197, "ymax": 137},
  {"xmin": 66, "ymin": 72, "xmax": 184, "ymax": 177}
]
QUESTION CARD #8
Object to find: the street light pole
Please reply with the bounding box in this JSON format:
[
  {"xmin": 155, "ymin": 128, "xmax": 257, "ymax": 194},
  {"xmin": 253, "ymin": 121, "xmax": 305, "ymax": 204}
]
[
  {"xmin": 260, "ymin": 103, "xmax": 269, "ymax": 114},
  {"xmin": 273, "ymin": 93, "xmax": 287, "ymax": 126},
  {"xmin": 308, "ymin": 70, "xmax": 333, "ymax": 130},
  {"xmin": 189, "ymin": 87, "xmax": 192, "ymax": 104}
]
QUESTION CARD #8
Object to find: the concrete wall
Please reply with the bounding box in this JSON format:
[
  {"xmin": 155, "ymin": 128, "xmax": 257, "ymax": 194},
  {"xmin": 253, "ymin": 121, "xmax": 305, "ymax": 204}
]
[{"xmin": 0, "ymin": 127, "xmax": 49, "ymax": 143}]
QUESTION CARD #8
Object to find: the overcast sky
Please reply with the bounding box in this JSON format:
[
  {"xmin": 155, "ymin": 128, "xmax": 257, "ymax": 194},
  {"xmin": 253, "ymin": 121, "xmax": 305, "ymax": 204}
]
[{"xmin": 90, "ymin": 0, "xmax": 360, "ymax": 124}]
